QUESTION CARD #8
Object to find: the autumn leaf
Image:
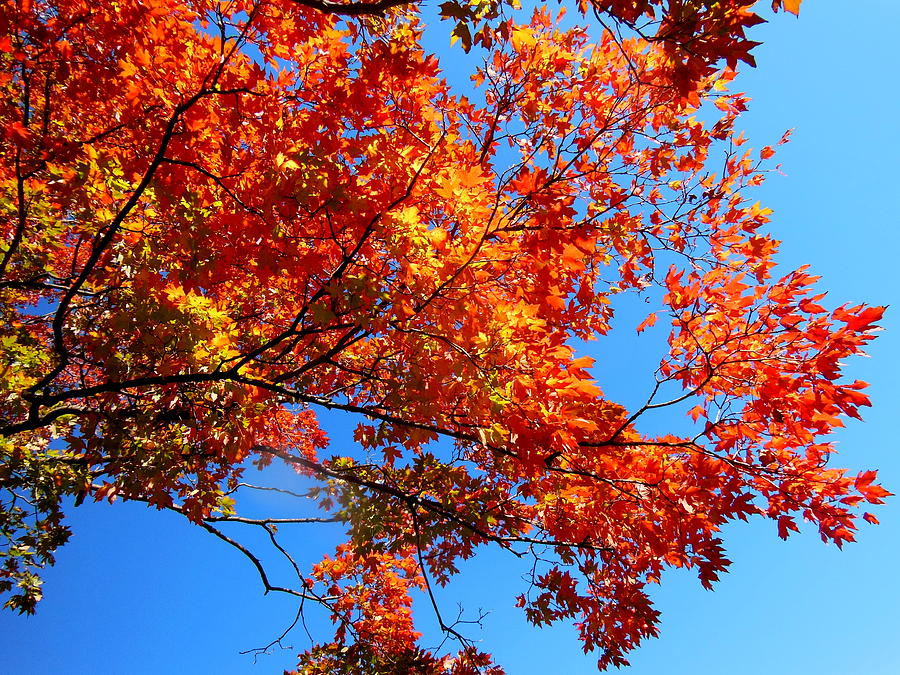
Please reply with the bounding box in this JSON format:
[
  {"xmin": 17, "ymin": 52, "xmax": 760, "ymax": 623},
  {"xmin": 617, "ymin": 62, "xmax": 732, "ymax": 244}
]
[
  {"xmin": 636, "ymin": 312, "xmax": 658, "ymax": 334},
  {"xmin": 773, "ymin": 0, "xmax": 802, "ymax": 16},
  {"xmin": 0, "ymin": 0, "xmax": 885, "ymax": 671}
]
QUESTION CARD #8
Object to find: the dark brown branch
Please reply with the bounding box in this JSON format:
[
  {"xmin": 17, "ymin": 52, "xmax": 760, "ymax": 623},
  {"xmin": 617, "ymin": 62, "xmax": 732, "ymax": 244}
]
[
  {"xmin": 409, "ymin": 505, "xmax": 479, "ymax": 658},
  {"xmin": 265, "ymin": 446, "xmax": 615, "ymax": 556},
  {"xmin": 290, "ymin": 0, "xmax": 413, "ymax": 17}
]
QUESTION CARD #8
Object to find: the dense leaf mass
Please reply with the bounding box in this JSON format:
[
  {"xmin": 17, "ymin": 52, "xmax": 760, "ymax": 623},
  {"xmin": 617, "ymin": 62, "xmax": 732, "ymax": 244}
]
[{"xmin": 0, "ymin": 0, "xmax": 885, "ymax": 670}]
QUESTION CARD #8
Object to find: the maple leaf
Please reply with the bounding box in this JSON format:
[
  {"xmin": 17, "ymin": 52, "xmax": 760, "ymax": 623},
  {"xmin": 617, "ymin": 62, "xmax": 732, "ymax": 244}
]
[
  {"xmin": 636, "ymin": 312, "xmax": 658, "ymax": 334},
  {"xmin": 773, "ymin": 0, "xmax": 802, "ymax": 16}
]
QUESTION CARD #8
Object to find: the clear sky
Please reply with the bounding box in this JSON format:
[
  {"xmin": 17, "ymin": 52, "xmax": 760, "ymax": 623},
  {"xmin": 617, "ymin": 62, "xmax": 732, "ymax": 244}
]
[{"xmin": 2, "ymin": 2, "xmax": 898, "ymax": 673}]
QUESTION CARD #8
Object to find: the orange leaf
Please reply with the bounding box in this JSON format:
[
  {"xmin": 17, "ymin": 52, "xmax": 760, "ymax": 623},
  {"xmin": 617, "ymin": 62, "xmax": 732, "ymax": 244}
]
[
  {"xmin": 784, "ymin": 0, "xmax": 801, "ymax": 16},
  {"xmin": 636, "ymin": 312, "xmax": 658, "ymax": 334},
  {"xmin": 569, "ymin": 356, "xmax": 595, "ymax": 370}
]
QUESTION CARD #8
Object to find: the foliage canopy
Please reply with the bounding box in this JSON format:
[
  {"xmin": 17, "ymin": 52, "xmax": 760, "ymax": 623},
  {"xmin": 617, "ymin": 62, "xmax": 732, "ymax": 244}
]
[{"xmin": 0, "ymin": 0, "xmax": 887, "ymax": 670}]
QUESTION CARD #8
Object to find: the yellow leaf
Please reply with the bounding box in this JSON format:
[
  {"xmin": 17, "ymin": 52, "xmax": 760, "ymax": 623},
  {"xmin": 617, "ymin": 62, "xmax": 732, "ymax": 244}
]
[
  {"xmin": 275, "ymin": 152, "xmax": 300, "ymax": 170},
  {"xmin": 209, "ymin": 333, "xmax": 232, "ymax": 349},
  {"xmin": 511, "ymin": 26, "xmax": 536, "ymax": 50},
  {"xmin": 164, "ymin": 283, "xmax": 187, "ymax": 304}
]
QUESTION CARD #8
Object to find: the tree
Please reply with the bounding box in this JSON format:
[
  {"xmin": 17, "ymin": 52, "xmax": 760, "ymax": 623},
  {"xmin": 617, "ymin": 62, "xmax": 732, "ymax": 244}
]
[{"xmin": 0, "ymin": 0, "xmax": 888, "ymax": 670}]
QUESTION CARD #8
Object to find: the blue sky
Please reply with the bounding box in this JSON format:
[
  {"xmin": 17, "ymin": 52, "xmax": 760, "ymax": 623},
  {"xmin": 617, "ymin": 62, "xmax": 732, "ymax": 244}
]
[{"xmin": 2, "ymin": 2, "xmax": 898, "ymax": 673}]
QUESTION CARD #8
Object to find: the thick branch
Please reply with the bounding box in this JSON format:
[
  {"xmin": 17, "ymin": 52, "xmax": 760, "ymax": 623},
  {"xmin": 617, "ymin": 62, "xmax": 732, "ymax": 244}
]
[{"xmin": 290, "ymin": 0, "xmax": 413, "ymax": 16}]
